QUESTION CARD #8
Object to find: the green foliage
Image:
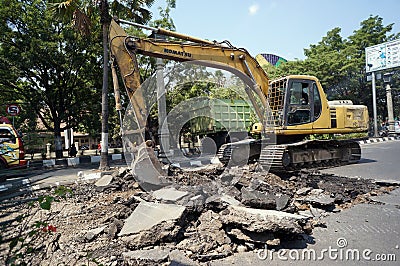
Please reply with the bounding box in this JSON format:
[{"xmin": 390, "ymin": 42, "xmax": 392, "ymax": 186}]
[
  {"xmin": 306, "ymin": 134, "xmax": 333, "ymax": 140},
  {"xmin": 0, "ymin": 0, "xmax": 103, "ymax": 138},
  {"xmin": 334, "ymin": 132, "xmax": 369, "ymax": 140},
  {"xmin": 276, "ymin": 15, "xmax": 400, "ymax": 120}
]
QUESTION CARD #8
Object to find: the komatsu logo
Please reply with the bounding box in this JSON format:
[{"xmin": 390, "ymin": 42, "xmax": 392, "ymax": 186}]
[{"xmin": 163, "ymin": 48, "xmax": 192, "ymax": 58}]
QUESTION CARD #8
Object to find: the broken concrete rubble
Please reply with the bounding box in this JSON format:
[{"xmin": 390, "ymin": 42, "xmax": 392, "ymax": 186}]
[
  {"xmin": 151, "ymin": 187, "xmax": 189, "ymax": 202},
  {"xmin": 1, "ymin": 165, "xmax": 396, "ymax": 266},
  {"xmin": 221, "ymin": 205, "xmax": 309, "ymax": 234},
  {"xmin": 305, "ymin": 193, "xmax": 335, "ymax": 207},
  {"xmin": 118, "ymin": 201, "xmax": 186, "ymax": 236},
  {"xmin": 94, "ymin": 174, "xmax": 113, "ymax": 187},
  {"xmin": 177, "ymin": 210, "xmax": 232, "ymax": 258},
  {"xmin": 240, "ymin": 187, "xmax": 276, "ymax": 209}
]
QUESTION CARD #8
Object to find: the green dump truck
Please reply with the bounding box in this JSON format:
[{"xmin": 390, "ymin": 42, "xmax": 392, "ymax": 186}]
[{"xmin": 186, "ymin": 99, "xmax": 257, "ymax": 149}]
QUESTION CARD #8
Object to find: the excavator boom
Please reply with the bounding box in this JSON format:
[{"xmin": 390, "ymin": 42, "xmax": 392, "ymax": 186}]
[{"xmin": 109, "ymin": 19, "xmax": 269, "ymax": 121}]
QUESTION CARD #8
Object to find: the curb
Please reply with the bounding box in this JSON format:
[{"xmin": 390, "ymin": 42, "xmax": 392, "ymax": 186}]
[
  {"xmin": 357, "ymin": 136, "xmax": 399, "ymax": 144},
  {"xmin": 27, "ymin": 154, "xmax": 124, "ymax": 169}
]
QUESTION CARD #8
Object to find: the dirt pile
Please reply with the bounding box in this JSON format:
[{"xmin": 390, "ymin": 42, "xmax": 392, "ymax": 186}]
[{"xmin": 0, "ymin": 165, "xmax": 395, "ymax": 265}]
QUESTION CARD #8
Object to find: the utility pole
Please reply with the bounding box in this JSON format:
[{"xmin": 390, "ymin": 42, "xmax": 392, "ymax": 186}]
[
  {"xmin": 370, "ymin": 70, "xmax": 379, "ymax": 137},
  {"xmin": 156, "ymin": 58, "xmax": 170, "ymax": 158},
  {"xmin": 383, "ymin": 72, "xmax": 395, "ymax": 134}
]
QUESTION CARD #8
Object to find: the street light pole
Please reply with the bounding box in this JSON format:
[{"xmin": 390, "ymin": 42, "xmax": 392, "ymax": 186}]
[
  {"xmin": 156, "ymin": 58, "xmax": 170, "ymax": 157},
  {"xmin": 371, "ymin": 71, "xmax": 379, "ymax": 137},
  {"xmin": 383, "ymin": 72, "xmax": 395, "ymax": 135}
]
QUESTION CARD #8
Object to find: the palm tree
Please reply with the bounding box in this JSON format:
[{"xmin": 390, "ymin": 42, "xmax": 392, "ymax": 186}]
[{"xmin": 49, "ymin": 0, "xmax": 155, "ymax": 169}]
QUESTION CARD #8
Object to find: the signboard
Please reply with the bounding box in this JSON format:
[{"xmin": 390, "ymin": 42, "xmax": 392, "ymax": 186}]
[
  {"xmin": 366, "ymin": 39, "xmax": 400, "ymax": 72},
  {"xmin": 6, "ymin": 104, "xmax": 21, "ymax": 116}
]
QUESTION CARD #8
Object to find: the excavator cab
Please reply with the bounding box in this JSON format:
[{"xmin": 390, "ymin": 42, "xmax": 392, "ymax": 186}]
[
  {"xmin": 268, "ymin": 75, "xmax": 326, "ymax": 132},
  {"xmin": 285, "ymin": 78, "xmax": 324, "ymax": 126}
]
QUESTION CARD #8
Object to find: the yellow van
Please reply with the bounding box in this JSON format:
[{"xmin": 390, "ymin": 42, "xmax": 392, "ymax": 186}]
[{"xmin": 0, "ymin": 122, "xmax": 27, "ymax": 170}]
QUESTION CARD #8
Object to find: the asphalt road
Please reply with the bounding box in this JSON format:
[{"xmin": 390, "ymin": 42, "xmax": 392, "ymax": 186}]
[
  {"xmin": 0, "ymin": 160, "xmax": 127, "ymax": 201},
  {"xmin": 321, "ymin": 140, "xmax": 400, "ymax": 182}
]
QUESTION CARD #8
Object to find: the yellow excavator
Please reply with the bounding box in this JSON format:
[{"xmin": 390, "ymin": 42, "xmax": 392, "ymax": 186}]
[{"xmin": 109, "ymin": 18, "xmax": 368, "ymax": 173}]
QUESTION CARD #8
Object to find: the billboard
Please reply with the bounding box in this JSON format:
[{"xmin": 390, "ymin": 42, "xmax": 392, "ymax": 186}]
[{"xmin": 365, "ymin": 39, "xmax": 400, "ymax": 73}]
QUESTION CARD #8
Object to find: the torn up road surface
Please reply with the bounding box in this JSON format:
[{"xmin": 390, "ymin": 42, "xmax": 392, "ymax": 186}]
[{"xmin": 0, "ymin": 165, "xmax": 397, "ymax": 265}]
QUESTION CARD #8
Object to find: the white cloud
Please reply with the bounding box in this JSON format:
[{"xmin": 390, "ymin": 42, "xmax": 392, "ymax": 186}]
[{"xmin": 248, "ymin": 4, "xmax": 259, "ymax": 15}]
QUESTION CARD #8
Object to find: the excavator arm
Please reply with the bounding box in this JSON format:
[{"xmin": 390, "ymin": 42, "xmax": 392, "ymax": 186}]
[
  {"xmin": 109, "ymin": 18, "xmax": 270, "ymax": 123},
  {"xmin": 109, "ymin": 18, "xmax": 273, "ymax": 184}
]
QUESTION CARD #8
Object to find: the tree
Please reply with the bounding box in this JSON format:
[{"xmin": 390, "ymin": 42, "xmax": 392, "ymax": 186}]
[
  {"xmin": 50, "ymin": 0, "xmax": 158, "ymax": 169},
  {"xmin": 0, "ymin": 0, "xmax": 103, "ymax": 158},
  {"xmin": 276, "ymin": 16, "xmax": 399, "ymax": 121}
]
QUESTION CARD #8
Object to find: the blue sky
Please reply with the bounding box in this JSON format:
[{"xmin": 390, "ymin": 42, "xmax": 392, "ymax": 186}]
[{"xmin": 150, "ymin": 0, "xmax": 400, "ymax": 61}]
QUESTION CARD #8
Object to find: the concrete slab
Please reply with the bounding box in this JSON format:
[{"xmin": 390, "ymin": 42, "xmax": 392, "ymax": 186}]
[
  {"xmin": 118, "ymin": 201, "xmax": 186, "ymax": 236},
  {"xmin": 231, "ymin": 205, "xmax": 308, "ymax": 220},
  {"xmin": 152, "ymin": 187, "xmax": 189, "ymax": 201},
  {"xmin": 94, "ymin": 174, "xmax": 113, "ymax": 187},
  {"xmin": 220, "ymin": 194, "xmax": 242, "ymax": 206},
  {"xmin": 304, "ymin": 193, "xmax": 335, "ymax": 206}
]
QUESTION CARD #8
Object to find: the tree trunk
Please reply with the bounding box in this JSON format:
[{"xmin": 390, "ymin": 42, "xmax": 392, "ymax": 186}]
[
  {"xmin": 99, "ymin": 23, "xmax": 110, "ymax": 169},
  {"xmin": 99, "ymin": 2, "xmax": 110, "ymax": 170},
  {"xmin": 54, "ymin": 120, "xmax": 63, "ymax": 158}
]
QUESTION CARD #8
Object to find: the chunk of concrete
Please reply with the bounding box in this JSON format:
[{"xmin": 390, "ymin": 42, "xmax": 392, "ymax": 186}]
[
  {"xmin": 275, "ymin": 194, "xmax": 290, "ymax": 210},
  {"xmin": 220, "ymin": 194, "xmax": 242, "ymax": 206},
  {"xmin": 152, "ymin": 187, "xmax": 189, "ymax": 202},
  {"xmin": 122, "ymin": 248, "xmax": 169, "ymax": 264},
  {"xmin": 118, "ymin": 201, "xmax": 186, "ymax": 236},
  {"xmin": 296, "ymin": 187, "xmax": 312, "ymax": 195},
  {"xmin": 94, "ymin": 174, "xmax": 113, "ymax": 187},
  {"xmin": 240, "ymin": 187, "xmax": 276, "ymax": 209},
  {"xmin": 305, "ymin": 193, "xmax": 335, "ymax": 206},
  {"xmin": 85, "ymin": 226, "xmax": 106, "ymax": 241},
  {"xmin": 221, "ymin": 205, "xmax": 309, "ymax": 234},
  {"xmin": 169, "ymin": 250, "xmax": 198, "ymax": 266}
]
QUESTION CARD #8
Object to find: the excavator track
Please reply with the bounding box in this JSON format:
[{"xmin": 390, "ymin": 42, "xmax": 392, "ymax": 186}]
[
  {"xmin": 218, "ymin": 139, "xmax": 362, "ymax": 172},
  {"xmin": 217, "ymin": 139, "xmax": 261, "ymax": 166},
  {"xmin": 259, "ymin": 139, "xmax": 361, "ymax": 172}
]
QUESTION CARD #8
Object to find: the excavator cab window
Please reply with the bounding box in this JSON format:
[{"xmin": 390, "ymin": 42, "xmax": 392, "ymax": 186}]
[
  {"xmin": 312, "ymin": 82, "xmax": 322, "ymax": 119},
  {"xmin": 287, "ymin": 81, "xmax": 311, "ymax": 125}
]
